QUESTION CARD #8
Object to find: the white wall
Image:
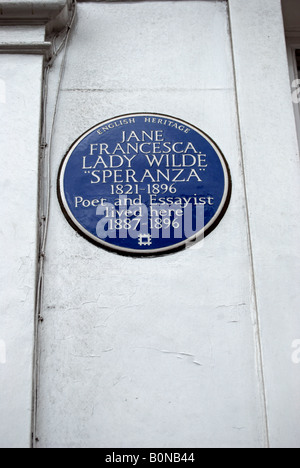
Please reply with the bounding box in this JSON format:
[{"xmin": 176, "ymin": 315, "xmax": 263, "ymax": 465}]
[
  {"xmin": 36, "ymin": 1, "xmax": 268, "ymax": 448},
  {"xmin": 0, "ymin": 26, "xmax": 44, "ymax": 448},
  {"xmin": 0, "ymin": 0, "xmax": 299, "ymax": 449},
  {"xmin": 230, "ymin": 0, "xmax": 300, "ymax": 448}
]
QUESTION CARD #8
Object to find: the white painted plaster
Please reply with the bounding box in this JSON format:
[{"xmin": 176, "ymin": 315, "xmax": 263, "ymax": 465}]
[
  {"xmin": 0, "ymin": 25, "xmax": 45, "ymax": 42},
  {"xmin": 229, "ymin": 0, "xmax": 300, "ymax": 448},
  {"xmin": 0, "ymin": 51, "xmax": 43, "ymax": 447},
  {"xmin": 36, "ymin": 1, "xmax": 267, "ymax": 448},
  {"xmin": 0, "ymin": 0, "xmax": 298, "ymax": 450}
]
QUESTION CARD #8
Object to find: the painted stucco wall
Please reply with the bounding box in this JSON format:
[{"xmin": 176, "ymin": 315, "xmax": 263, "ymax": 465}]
[
  {"xmin": 0, "ymin": 0, "xmax": 300, "ymax": 449},
  {"xmin": 0, "ymin": 27, "xmax": 44, "ymax": 448},
  {"xmin": 36, "ymin": 0, "xmax": 270, "ymax": 448}
]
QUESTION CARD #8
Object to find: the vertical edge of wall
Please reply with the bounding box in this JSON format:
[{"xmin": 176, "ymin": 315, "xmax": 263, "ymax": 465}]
[
  {"xmin": 0, "ymin": 40, "xmax": 44, "ymax": 448},
  {"xmin": 0, "ymin": 0, "xmax": 71, "ymax": 448},
  {"xmin": 229, "ymin": 0, "xmax": 300, "ymax": 448}
]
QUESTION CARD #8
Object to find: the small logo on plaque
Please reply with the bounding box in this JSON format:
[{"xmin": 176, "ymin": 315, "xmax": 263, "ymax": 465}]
[{"xmin": 58, "ymin": 113, "xmax": 231, "ymax": 255}]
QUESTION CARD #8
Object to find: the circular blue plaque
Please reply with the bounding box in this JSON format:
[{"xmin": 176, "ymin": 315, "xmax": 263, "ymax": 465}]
[{"xmin": 58, "ymin": 113, "xmax": 231, "ymax": 256}]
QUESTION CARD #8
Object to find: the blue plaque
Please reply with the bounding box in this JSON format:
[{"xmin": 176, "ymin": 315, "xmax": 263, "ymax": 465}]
[{"xmin": 58, "ymin": 113, "xmax": 231, "ymax": 255}]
